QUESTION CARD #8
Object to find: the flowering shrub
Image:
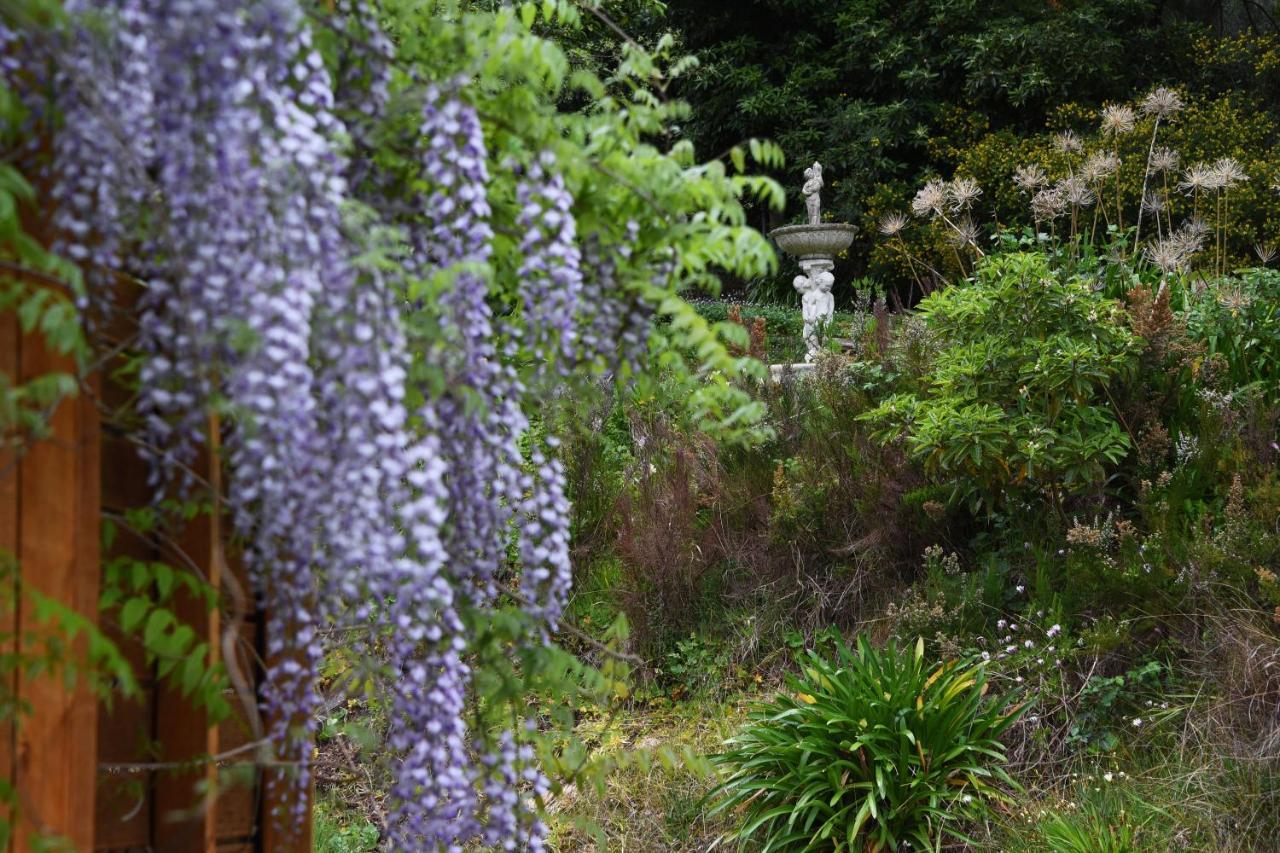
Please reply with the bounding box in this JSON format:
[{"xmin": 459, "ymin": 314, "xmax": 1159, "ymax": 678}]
[
  {"xmin": 710, "ymin": 635, "xmax": 1022, "ymax": 851},
  {"xmin": 861, "ymin": 251, "xmax": 1140, "ymax": 513}
]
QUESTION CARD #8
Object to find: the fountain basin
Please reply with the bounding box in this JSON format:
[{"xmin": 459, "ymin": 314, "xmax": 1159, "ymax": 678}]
[{"xmin": 769, "ymin": 223, "xmax": 858, "ymax": 260}]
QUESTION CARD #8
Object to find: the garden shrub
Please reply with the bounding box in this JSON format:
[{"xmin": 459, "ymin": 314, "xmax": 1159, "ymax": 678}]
[
  {"xmin": 1181, "ymin": 267, "xmax": 1280, "ymax": 401},
  {"xmin": 711, "ymin": 635, "xmax": 1022, "ymax": 851},
  {"xmin": 863, "ymin": 251, "xmax": 1140, "ymax": 514}
]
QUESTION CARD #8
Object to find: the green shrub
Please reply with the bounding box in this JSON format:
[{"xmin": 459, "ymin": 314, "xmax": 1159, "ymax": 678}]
[
  {"xmin": 1181, "ymin": 267, "xmax": 1280, "ymax": 401},
  {"xmin": 710, "ymin": 635, "xmax": 1023, "ymax": 851},
  {"xmin": 862, "ymin": 251, "xmax": 1140, "ymax": 514}
]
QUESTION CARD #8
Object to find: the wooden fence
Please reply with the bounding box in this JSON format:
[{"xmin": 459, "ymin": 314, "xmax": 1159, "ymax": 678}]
[{"xmin": 1, "ymin": 275, "xmax": 309, "ymax": 850}]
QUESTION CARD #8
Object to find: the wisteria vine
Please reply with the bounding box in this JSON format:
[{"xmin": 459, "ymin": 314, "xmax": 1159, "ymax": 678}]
[{"xmin": 2, "ymin": 0, "xmax": 647, "ymax": 847}]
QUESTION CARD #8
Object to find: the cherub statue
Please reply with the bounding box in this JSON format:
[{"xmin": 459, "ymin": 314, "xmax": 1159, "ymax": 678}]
[
  {"xmin": 795, "ymin": 268, "xmax": 835, "ymax": 360},
  {"xmin": 802, "ymin": 161, "xmax": 823, "ymax": 225}
]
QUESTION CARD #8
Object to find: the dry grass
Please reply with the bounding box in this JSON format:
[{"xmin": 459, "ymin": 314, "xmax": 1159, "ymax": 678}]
[{"xmin": 545, "ymin": 696, "xmax": 757, "ymax": 852}]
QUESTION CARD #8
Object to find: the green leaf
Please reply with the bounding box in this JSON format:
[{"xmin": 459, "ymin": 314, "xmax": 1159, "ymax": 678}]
[{"xmin": 120, "ymin": 597, "xmax": 149, "ymax": 633}]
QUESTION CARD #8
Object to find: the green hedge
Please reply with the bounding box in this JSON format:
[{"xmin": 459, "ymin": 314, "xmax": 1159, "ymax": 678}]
[{"xmin": 688, "ymin": 298, "xmax": 862, "ymax": 364}]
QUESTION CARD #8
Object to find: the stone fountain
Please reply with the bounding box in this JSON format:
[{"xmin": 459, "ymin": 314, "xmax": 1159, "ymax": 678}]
[{"xmin": 768, "ymin": 162, "xmax": 857, "ymax": 373}]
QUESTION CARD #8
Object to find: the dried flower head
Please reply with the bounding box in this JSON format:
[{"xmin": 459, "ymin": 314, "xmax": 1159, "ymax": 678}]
[
  {"xmin": 1058, "ymin": 176, "xmax": 1095, "ymax": 207},
  {"xmin": 1052, "ymin": 130, "xmax": 1084, "ymax": 155},
  {"xmin": 1172, "ymin": 219, "xmax": 1208, "ymax": 255},
  {"xmin": 1082, "ymin": 151, "xmax": 1120, "ymax": 183},
  {"xmin": 1140, "ymin": 190, "xmax": 1165, "ymax": 215},
  {"xmin": 1141, "ymin": 87, "xmax": 1184, "ymax": 120},
  {"xmin": 1150, "ymin": 147, "xmax": 1180, "ymax": 174},
  {"xmin": 1210, "ymin": 157, "xmax": 1249, "ymax": 189},
  {"xmin": 1100, "ymin": 103, "xmax": 1136, "ymax": 136},
  {"xmin": 1031, "ymin": 187, "xmax": 1066, "ymax": 220},
  {"xmin": 946, "ymin": 216, "xmax": 981, "ymax": 248},
  {"xmin": 947, "ymin": 176, "xmax": 982, "ymax": 211},
  {"xmin": 878, "ymin": 211, "xmax": 909, "ymax": 237},
  {"xmin": 911, "ymin": 178, "xmax": 947, "ymax": 218},
  {"xmin": 1255, "ymin": 242, "xmax": 1277, "ymax": 265},
  {"xmin": 1146, "ymin": 238, "xmax": 1188, "ymax": 274},
  {"xmin": 1179, "ymin": 162, "xmax": 1218, "ymax": 193},
  {"xmin": 1218, "ymin": 285, "xmax": 1250, "ymax": 311},
  {"xmin": 1013, "ymin": 164, "xmax": 1048, "ymax": 193}
]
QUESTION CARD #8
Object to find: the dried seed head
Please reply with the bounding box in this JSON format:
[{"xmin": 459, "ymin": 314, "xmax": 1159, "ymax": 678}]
[
  {"xmin": 1052, "ymin": 130, "xmax": 1084, "ymax": 155},
  {"xmin": 947, "ymin": 176, "xmax": 982, "ymax": 211},
  {"xmin": 1082, "ymin": 151, "xmax": 1120, "ymax": 183},
  {"xmin": 1145, "ymin": 238, "xmax": 1187, "ymax": 274},
  {"xmin": 1013, "ymin": 164, "xmax": 1048, "ymax": 192},
  {"xmin": 911, "ymin": 179, "xmax": 948, "ymax": 218},
  {"xmin": 878, "ymin": 212, "xmax": 909, "ymax": 237},
  {"xmin": 1058, "ymin": 176, "xmax": 1095, "ymax": 207},
  {"xmin": 1255, "ymin": 242, "xmax": 1276, "ymax": 265},
  {"xmin": 1031, "ymin": 187, "xmax": 1066, "ymax": 220},
  {"xmin": 1217, "ymin": 285, "xmax": 1250, "ymax": 311},
  {"xmin": 1179, "ymin": 162, "xmax": 1217, "ymax": 193},
  {"xmin": 946, "ymin": 216, "xmax": 980, "ymax": 248},
  {"xmin": 1141, "ymin": 87, "xmax": 1185, "ymax": 120},
  {"xmin": 1100, "ymin": 103, "xmax": 1136, "ymax": 137},
  {"xmin": 1210, "ymin": 157, "xmax": 1248, "ymax": 189},
  {"xmin": 1172, "ymin": 219, "xmax": 1208, "ymax": 255},
  {"xmin": 1140, "ymin": 190, "xmax": 1165, "ymax": 214},
  {"xmin": 1150, "ymin": 147, "xmax": 1180, "ymax": 174}
]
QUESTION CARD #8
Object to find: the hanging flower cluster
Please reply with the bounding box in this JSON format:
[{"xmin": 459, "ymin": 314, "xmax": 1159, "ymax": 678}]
[
  {"xmin": 516, "ymin": 153, "xmax": 584, "ymax": 374},
  {"xmin": 9, "ymin": 0, "xmax": 606, "ymax": 847}
]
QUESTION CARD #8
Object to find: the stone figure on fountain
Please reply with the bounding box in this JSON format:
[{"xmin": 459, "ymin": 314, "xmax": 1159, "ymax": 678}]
[
  {"xmin": 802, "ymin": 162, "xmax": 823, "ymax": 226},
  {"xmin": 795, "ymin": 264, "xmax": 834, "ymax": 360}
]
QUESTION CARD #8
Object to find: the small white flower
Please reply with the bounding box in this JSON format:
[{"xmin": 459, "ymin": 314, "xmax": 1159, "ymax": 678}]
[
  {"xmin": 1016, "ymin": 585, "xmax": 1026, "ymax": 594},
  {"xmin": 1024, "ymin": 640, "xmax": 1034, "ymax": 649},
  {"xmin": 997, "ymin": 619, "xmax": 1007, "ymax": 630},
  {"xmin": 1047, "ymin": 624, "xmax": 1061, "ymax": 637},
  {"xmin": 1132, "ymin": 717, "xmax": 1143, "ymax": 727},
  {"xmin": 1104, "ymin": 772, "xmax": 1114, "ymax": 782}
]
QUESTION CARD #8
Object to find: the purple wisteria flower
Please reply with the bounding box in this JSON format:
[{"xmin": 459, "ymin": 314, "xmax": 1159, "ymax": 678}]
[{"xmin": 17, "ymin": 1, "xmax": 611, "ymax": 848}]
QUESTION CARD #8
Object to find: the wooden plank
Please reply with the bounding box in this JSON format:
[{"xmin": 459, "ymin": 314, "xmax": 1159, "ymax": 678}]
[
  {"xmin": 13, "ymin": 332, "xmax": 100, "ymax": 851},
  {"xmin": 258, "ymin": 610, "xmax": 312, "ymax": 853},
  {"xmin": 0, "ymin": 290, "xmax": 19, "ymax": 844},
  {"xmin": 153, "ymin": 420, "xmax": 221, "ymax": 853}
]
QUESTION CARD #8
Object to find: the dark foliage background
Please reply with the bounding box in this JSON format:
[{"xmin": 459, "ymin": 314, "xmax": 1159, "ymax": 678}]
[{"xmin": 642, "ymin": 0, "xmax": 1280, "ymax": 300}]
